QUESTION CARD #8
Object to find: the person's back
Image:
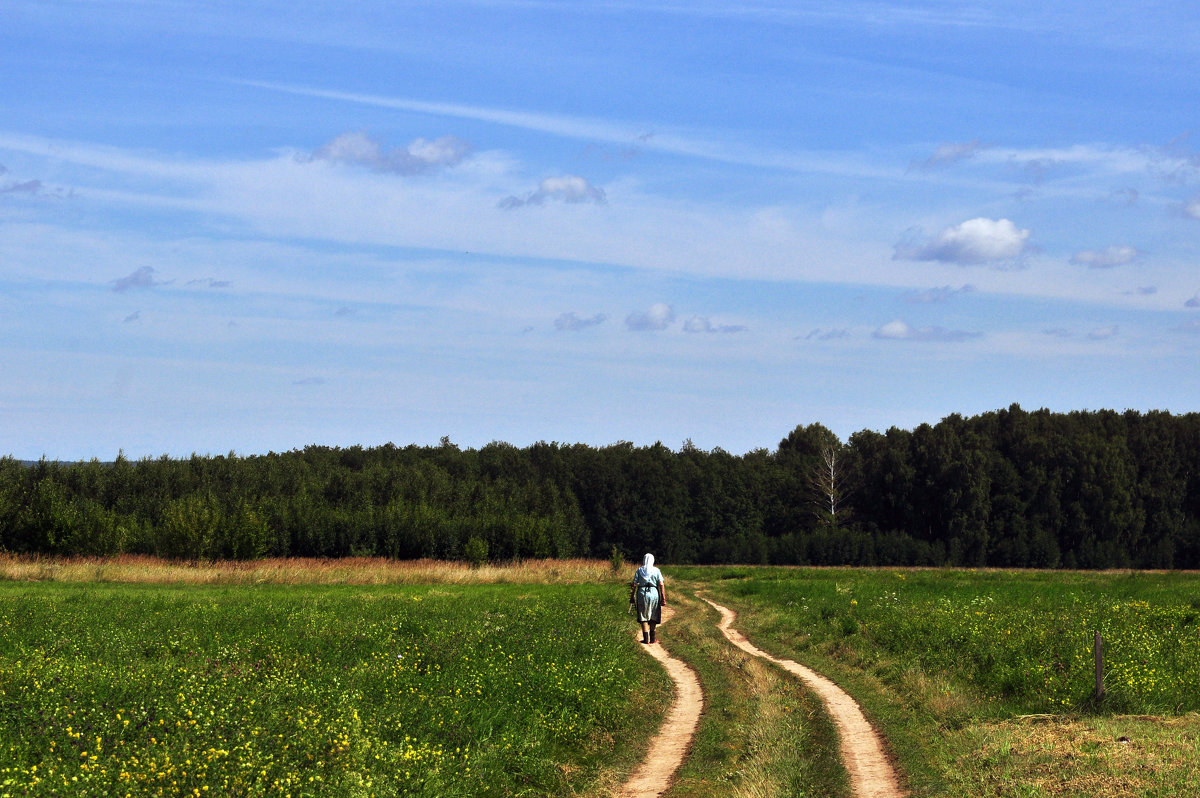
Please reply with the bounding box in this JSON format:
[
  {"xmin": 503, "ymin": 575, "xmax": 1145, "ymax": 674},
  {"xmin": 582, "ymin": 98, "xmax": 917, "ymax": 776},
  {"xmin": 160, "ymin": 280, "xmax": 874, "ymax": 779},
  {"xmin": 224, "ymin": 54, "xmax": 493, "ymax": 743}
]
[{"xmin": 630, "ymin": 553, "xmax": 667, "ymax": 643}]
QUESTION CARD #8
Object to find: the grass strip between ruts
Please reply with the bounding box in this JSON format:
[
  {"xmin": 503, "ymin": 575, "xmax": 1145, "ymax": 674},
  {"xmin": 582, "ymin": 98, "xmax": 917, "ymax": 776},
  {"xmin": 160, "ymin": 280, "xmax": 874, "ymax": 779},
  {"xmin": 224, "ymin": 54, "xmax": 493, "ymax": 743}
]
[{"xmin": 656, "ymin": 587, "xmax": 851, "ymax": 798}]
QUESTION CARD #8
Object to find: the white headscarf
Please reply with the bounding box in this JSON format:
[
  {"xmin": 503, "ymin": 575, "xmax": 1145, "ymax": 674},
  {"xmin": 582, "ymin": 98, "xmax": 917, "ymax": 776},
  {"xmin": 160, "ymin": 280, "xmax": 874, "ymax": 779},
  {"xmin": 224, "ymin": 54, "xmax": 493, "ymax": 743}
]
[{"xmin": 635, "ymin": 553, "xmax": 661, "ymax": 586}]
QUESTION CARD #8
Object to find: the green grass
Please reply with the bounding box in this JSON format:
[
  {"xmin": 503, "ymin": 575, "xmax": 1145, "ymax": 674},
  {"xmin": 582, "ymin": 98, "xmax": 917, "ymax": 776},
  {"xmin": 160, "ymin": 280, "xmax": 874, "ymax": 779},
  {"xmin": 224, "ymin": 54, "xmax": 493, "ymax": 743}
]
[
  {"xmin": 0, "ymin": 581, "xmax": 672, "ymax": 797},
  {"xmin": 8, "ymin": 563, "xmax": 1199, "ymax": 798},
  {"xmin": 679, "ymin": 566, "xmax": 1200, "ymax": 797}
]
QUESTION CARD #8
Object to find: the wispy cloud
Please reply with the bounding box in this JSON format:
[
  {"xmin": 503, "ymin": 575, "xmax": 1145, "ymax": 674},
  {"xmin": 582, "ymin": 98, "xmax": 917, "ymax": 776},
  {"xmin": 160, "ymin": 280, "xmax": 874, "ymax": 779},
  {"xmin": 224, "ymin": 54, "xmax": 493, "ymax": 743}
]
[
  {"xmin": 1185, "ymin": 292, "xmax": 1200, "ymax": 308},
  {"xmin": 304, "ymin": 131, "xmax": 469, "ymax": 175},
  {"xmin": 111, "ymin": 266, "xmax": 165, "ymax": 293},
  {"xmin": 554, "ymin": 311, "xmax": 607, "ymax": 331},
  {"xmin": 1, "ymin": 179, "xmax": 42, "ymax": 194},
  {"xmin": 1175, "ymin": 319, "xmax": 1200, "ymax": 334},
  {"xmin": 233, "ymin": 80, "xmax": 889, "ymax": 178},
  {"xmin": 1010, "ymin": 156, "xmax": 1059, "ymax": 183},
  {"xmin": 894, "ymin": 218, "xmax": 1031, "ymax": 266},
  {"xmin": 872, "ymin": 319, "xmax": 981, "ymax": 342},
  {"xmin": 803, "ymin": 328, "xmax": 850, "ymax": 341},
  {"xmin": 1043, "ymin": 328, "xmax": 1073, "ymax": 338},
  {"xmin": 1087, "ymin": 325, "xmax": 1119, "ymax": 340},
  {"xmin": 1146, "ymin": 136, "xmax": 1200, "ymax": 184},
  {"xmin": 122, "ymin": 311, "xmax": 141, "ymax": 324},
  {"xmin": 187, "ymin": 278, "xmax": 231, "ymax": 289},
  {"xmin": 626, "ymin": 302, "xmax": 675, "ymax": 331},
  {"xmin": 910, "ymin": 139, "xmax": 984, "ymax": 171},
  {"xmin": 904, "ymin": 284, "xmax": 975, "ymax": 303},
  {"xmin": 682, "ymin": 316, "xmax": 746, "ymax": 334},
  {"xmin": 1112, "ymin": 187, "xmax": 1139, "ymax": 205},
  {"xmin": 1070, "ymin": 245, "xmax": 1139, "ymax": 268},
  {"xmin": 1184, "ymin": 195, "xmax": 1200, "ymax": 219},
  {"xmin": 499, "ymin": 175, "xmax": 606, "ymax": 209},
  {"xmin": 293, "ymin": 377, "xmax": 327, "ymax": 386}
]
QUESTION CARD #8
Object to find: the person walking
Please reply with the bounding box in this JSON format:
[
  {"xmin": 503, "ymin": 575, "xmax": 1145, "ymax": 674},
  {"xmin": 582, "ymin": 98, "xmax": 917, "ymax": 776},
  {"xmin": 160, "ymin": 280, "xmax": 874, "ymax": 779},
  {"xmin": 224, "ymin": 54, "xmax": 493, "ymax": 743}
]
[{"xmin": 630, "ymin": 553, "xmax": 667, "ymax": 644}]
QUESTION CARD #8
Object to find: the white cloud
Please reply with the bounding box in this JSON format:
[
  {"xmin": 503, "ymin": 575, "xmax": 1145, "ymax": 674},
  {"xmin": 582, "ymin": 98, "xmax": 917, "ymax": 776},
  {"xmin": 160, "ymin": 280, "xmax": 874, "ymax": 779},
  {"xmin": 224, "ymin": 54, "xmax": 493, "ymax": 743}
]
[
  {"xmin": 499, "ymin": 175, "xmax": 606, "ymax": 209},
  {"xmin": 626, "ymin": 302, "xmax": 675, "ymax": 331},
  {"xmin": 1087, "ymin": 325, "xmax": 1119, "ymax": 340},
  {"xmin": 1185, "ymin": 196, "xmax": 1200, "ymax": 219},
  {"xmin": 307, "ymin": 131, "xmax": 468, "ymax": 175},
  {"xmin": 872, "ymin": 319, "xmax": 981, "ymax": 342},
  {"xmin": 554, "ymin": 311, "xmax": 607, "ymax": 331},
  {"xmin": 893, "ymin": 218, "xmax": 1030, "ymax": 265},
  {"xmin": 9, "ymin": 132, "xmax": 1195, "ymax": 313},
  {"xmin": 1069, "ymin": 245, "xmax": 1139, "ymax": 268},
  {"xmin": 682, "ymin": 316, "xmax": 746, "ymax": 334}
]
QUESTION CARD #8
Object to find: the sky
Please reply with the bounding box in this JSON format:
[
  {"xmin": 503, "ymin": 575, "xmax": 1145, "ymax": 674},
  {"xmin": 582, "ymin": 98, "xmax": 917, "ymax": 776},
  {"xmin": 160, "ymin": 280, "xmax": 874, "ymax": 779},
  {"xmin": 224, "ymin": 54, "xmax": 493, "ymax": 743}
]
[{"xmin": 3, "ymin": 0, "xmax": 1200, "ymax": 460}]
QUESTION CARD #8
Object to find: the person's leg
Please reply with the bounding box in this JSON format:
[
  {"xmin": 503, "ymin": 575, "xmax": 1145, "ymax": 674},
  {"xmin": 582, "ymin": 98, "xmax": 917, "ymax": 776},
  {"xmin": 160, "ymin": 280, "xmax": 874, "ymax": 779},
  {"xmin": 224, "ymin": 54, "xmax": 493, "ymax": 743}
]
[
  {"xmin": 648, "ymin": 621, "xmax": 657, "ymax": 643},
  {"xmin": 640, "ymin": 621, "xmax": 649, "ymax": 643}
]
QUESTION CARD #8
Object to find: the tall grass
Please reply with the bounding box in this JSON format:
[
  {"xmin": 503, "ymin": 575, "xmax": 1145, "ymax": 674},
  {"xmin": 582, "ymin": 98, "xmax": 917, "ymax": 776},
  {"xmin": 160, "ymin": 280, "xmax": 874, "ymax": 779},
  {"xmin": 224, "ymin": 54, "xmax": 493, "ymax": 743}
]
[{"xmin": 0, "ymin": 554, "xmax": 625, "ymax": 586}]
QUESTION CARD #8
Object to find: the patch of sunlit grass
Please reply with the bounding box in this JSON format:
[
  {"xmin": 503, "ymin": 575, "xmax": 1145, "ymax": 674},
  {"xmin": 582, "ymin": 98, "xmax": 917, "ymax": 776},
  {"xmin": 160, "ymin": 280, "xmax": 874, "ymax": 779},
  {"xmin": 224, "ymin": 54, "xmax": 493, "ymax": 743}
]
[{"xmin": 943, "ymin": 714, "xmax": 1200, "ymax": 797}]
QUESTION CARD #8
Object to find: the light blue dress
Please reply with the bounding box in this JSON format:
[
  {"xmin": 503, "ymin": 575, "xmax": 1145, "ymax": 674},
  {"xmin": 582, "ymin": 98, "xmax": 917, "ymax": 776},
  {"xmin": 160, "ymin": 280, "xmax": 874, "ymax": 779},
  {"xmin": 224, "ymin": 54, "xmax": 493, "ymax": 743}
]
[{"xmin": 632, "ymin": 565, "xmax": 663, "ymax": 623}]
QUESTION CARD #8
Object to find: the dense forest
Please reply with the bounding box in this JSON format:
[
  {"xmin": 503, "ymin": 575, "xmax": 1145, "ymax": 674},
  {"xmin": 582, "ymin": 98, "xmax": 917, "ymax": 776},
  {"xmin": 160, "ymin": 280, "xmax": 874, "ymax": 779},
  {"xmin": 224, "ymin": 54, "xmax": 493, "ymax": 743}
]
[{"xmin": 3, "ymin": 405, "xmax": 1199, "ymax": 569}]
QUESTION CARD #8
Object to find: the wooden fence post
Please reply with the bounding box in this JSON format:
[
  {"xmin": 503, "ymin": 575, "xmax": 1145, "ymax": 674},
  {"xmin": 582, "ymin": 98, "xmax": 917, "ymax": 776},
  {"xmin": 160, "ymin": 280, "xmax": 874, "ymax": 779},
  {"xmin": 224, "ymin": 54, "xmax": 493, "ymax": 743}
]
[{"xmin": 1094, "ymin": 631, "xmax": 1104, "ymax": 699}]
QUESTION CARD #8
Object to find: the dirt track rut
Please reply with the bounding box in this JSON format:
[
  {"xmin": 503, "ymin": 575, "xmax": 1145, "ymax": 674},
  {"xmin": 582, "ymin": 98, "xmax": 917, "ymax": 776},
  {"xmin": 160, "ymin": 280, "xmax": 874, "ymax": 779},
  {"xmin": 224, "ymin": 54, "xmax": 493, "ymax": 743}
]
[
  {"xmin": 701, "ymin": 597, "xmax": 906, "ymax": 798},
  {"xmin": 616, "ymin": 599, "xmax": 905, "ymax": 798},
  {"xmin": 615, "ymin": 607, "xmax": 703, "ymax": 798}
]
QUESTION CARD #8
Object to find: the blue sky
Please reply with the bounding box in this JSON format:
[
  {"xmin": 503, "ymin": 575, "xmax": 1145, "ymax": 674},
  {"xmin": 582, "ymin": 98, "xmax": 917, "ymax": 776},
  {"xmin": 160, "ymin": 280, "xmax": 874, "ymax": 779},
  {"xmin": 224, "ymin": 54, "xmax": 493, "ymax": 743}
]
[{"xmin": 3, "ymin": 0, "xmax": 1199, "ymax": 459}]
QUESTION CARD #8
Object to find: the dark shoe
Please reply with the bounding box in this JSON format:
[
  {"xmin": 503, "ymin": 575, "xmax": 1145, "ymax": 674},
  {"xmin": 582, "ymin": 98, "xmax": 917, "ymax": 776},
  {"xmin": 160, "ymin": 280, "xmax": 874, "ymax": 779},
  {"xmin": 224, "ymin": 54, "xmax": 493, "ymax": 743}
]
[
  {"xmin": 649, "ymin": 630, "xmax": 656, "ymax": 644},
  {"xmin": 642, "ymin": 632, "xmax": 649, "ymax": 644}
]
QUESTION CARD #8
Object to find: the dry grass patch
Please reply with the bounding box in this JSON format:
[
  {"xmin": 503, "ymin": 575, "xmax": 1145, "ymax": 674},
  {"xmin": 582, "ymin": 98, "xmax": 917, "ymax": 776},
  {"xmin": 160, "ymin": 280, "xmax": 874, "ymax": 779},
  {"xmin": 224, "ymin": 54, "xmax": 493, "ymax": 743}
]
[
  {"xmin": 941, "ymin": 714, "xmax": 1200, "ymax": 797},
  {"xmin": 0, "ymin": 554, "xmax": 625, "ymax": 585}
]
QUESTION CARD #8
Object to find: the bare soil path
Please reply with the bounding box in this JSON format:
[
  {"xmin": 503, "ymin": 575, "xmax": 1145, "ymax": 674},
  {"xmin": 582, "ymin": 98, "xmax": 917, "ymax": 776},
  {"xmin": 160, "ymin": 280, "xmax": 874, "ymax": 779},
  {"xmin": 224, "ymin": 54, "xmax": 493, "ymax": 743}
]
[
  {"xmin": 615, "ymin": 607, "xmax": 704, "ymax": 798},
  {"xmin": 701, "ymin": 597, "xmax": 906, "ymax": 798}
]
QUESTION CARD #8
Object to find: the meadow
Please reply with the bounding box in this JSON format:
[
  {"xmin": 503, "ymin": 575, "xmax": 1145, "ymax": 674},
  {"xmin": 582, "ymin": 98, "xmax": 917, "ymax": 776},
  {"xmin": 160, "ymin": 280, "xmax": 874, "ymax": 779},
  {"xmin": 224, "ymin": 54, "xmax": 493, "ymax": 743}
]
[
  {"xmin": 0, "ymin": 561, "xmax": 671, "ymax": 797},
  {"xmin": 688, "ymin": 567, "xmax": 1200, "ymax": 797},
  {"xmin": 5, "ymin": 558, "xmax": 1200, "ymax": 797}
]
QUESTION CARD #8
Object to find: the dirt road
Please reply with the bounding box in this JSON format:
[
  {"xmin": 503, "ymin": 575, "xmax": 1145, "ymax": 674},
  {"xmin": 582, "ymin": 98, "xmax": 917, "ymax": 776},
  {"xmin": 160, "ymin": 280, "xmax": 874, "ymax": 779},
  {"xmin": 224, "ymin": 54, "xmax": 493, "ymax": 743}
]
[
  {"xmin": 615, "ymin": 607, "xmax": 704, "ymax": 798},
  {"xmin": 701, "ymin": 597, "xmax": 906, "ymax": 798}
]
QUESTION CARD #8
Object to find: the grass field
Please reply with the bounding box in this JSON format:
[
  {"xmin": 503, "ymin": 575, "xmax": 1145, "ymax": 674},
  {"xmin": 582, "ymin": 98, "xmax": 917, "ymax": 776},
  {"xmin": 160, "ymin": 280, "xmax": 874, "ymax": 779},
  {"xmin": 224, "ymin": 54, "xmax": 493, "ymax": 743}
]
[
  {"xmin": 684, "ymin": 566, "xmax": 1200, "ymax": 797},
  {"xmin": 5, "ymin": 558, "xmax": 1200, "ymax": 797},
  {"xmin": 0, "ymin": 565, "xmax": 672, "ymax": 797}
]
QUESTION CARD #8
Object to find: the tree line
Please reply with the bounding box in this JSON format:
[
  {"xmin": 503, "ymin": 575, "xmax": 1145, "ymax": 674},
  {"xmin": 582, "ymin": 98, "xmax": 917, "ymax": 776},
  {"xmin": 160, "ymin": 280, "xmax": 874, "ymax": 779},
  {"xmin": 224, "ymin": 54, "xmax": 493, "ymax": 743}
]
[{"xmin": 2, "ymin": 405, "xmax": 1199, "ymax": 569}]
